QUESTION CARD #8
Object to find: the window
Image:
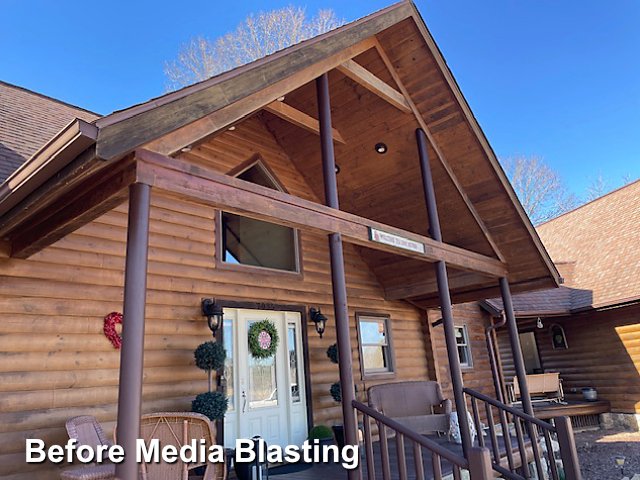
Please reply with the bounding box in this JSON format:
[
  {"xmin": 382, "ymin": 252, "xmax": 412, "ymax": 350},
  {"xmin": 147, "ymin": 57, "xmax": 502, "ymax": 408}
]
[
  {"xmin": 455, "ymin": 326, "xmax": 473, "ymax": 368},
  {"xmin": 357, "ymin": 314, "xmax": 395, "ymax": 378},
  {"xmin": 550, "ymin": 324, "xmax": 568, "ymax": 349},
  {"xmin": 218, "ymin": 158, "xmax": 300, "ymax": 273}
]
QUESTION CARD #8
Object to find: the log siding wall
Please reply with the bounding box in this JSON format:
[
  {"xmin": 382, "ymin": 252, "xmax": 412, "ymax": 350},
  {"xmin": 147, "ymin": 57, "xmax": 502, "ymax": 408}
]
[
  {"xmin": 0, "ymin": 116, "xmax": 434, "ymax": 479},
  {"xmin": 496, "ymin": 304, "xmax": 640, "ymax": 415}
]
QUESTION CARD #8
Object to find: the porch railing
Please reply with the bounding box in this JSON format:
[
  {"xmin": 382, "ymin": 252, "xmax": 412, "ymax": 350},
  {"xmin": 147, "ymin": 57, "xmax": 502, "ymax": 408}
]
[
  {"xmin": 353, "ymin": 400, "xmax": 494, "ymax": 480},
  {"xmin": 463, "ymin": 388, "xmax": 582, "ymax": 480}
]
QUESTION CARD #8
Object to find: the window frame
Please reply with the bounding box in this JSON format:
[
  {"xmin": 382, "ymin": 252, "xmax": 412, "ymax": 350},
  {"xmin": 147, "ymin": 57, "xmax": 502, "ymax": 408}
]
[
  {"xmin": 454, "ymin": 325, "xmax": 473, "ymax": 369},
  {"xmin": 356, "ymin": 312, "xmax": 397, "ymax": 380},
  {"xmin": 214, "ymin": 155, "xmax": 303, "ymax": 278}
]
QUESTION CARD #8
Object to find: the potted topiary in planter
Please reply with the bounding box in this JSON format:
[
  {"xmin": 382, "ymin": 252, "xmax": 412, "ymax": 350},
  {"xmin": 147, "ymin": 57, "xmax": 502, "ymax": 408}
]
[
  {"xmin": 194, "ymin": 341, "xmax": 226, "ymax": 392},
  {"xmin": 308, "ymin": 425, "xmax": 334, "ymax": 447},
  {"xmin": 192, "ymin": 391, "xmax": 229, "ymax": 422}
]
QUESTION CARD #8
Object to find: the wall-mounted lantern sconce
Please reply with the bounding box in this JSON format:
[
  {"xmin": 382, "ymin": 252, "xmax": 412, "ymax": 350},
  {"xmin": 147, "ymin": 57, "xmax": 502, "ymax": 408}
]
[
  {"xmin": 309, "ymin": 308, "xmax": 328, "ymax": 339},
  {"xmin": 202, "ymin": 299, "xmax": 223, "ymax": 337},
  {"xmin": 536, "ymin": 317, "xmax": 544, "ymax": 329}
]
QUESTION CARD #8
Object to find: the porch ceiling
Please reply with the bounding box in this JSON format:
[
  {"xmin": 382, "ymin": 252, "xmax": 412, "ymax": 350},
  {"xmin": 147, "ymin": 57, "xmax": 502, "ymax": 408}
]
[{"xmin": 0, "ymin": 1, "xmax": 559, "ymax": 307}]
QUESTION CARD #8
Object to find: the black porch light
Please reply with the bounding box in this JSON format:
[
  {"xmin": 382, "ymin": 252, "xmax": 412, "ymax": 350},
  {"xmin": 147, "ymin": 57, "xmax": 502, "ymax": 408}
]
[
  {"xmin": 309, "ymin": 308, "xmax": 328, "ymax": 339},
  {"xmin": 374, "ymin": 142, "xmax": 388, "ymax": 154},
  {"xmin": 202, "ymin": 299, "xmax": 223, "ymax": 337}
]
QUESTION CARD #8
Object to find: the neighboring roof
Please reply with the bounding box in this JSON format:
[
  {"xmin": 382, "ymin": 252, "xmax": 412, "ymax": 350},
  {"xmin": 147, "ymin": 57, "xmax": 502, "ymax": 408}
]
[
  {"xmin": 485, "ymin": 180, "xmax": 640, "ymax": 315},
  {"xmin": 0, "ymin": 80, "xmax": 99, "ymax": 183}
]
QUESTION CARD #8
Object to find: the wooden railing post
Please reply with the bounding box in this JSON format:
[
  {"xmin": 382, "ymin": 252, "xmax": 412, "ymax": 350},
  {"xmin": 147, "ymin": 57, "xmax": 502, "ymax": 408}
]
[
  {"xmin": 556, "ymin": 416, "xmax": 582, "ymax": 480},
  {"xmin": 467, "ymin": 447, "xmax": 493, "ymax": 480}
]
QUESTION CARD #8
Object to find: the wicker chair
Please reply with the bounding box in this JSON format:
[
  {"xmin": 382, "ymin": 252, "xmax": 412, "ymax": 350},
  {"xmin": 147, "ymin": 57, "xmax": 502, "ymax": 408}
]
[
  {"xmin": 60, "ymin": 416, "xmax": 116, "ymax": 480},
  {"xmin": 115, "ymin": 412, "xmax": 226, "ymax": 480},
  {"xmin": 368, "ymin": 381, "xmax": 452, "ymax": 438}
]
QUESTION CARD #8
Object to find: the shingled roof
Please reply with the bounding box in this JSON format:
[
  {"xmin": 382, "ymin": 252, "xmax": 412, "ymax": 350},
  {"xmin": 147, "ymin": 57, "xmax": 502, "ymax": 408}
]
[
  {"xmin": 0, "ymin": 80, "xmax": 99, "ymax": 183},
  {"xmin": 485, "ymin": 179, "xmax": 640, "ymax": 315}
]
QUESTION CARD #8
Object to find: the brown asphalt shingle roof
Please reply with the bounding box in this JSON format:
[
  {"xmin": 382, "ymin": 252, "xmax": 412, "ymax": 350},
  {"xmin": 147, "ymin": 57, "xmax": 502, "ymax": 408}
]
[
  {"xmin": 0, "ymin": 80, "xmax": 99, "ymax": 183},
  {"xmin": 487, "ymin": 180, "xmax": 640, "ymax": 314}
]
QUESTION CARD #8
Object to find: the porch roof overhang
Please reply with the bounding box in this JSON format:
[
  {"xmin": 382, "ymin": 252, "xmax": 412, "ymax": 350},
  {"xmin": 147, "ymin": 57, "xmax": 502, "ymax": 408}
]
[{"xmin": 0, "ymin": 0, "xmax": 560, "ymax": 307}]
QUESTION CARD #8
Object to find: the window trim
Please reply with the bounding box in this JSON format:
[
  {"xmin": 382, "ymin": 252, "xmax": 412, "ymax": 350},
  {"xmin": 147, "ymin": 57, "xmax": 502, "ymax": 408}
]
[
  {"xmin": 356, "ymin": 312, "xmax": 397, "ymax": 380},
  {"xmin": 454, "ymin": 325, "xmax": 473, "ymax": 369},
  {"xmin": 214, "ymin": 155, "xmax": 303, "ymax": 278}
]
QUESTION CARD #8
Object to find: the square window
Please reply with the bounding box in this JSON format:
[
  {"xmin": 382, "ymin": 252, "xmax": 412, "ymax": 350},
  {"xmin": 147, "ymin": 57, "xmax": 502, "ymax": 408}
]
[{"xmin": 357, "ymin": 315, "xmax": 395, "ymax": 378}]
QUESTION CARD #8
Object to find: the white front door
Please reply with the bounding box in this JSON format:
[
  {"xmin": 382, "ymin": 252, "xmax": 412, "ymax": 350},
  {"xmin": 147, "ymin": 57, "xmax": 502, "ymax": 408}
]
[{"xmin": 222, "ymin": 309, "xmax": 308, "ymax": 449}]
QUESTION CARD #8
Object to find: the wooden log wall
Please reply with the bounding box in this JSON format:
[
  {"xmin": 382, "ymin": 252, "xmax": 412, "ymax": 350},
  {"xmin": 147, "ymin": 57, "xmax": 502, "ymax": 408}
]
[
  {"xmin": 427, "ymin": 303, "xmax": 497, "ymax": 423},
  {"xmin": 496, "ymin": 303, "xmax": 640, "ymax": 414},
  {"xmin": 0, "ymin": 116, "xmax": 434, "ymax": 479}
]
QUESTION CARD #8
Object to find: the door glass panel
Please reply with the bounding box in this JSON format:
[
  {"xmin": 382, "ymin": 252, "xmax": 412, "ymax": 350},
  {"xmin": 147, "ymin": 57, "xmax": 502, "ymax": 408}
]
[
  {"xmin": 288, "ymin": 323, "xmax": 301, "ymax": 403},
  {"xmin": 223, "ymin": 320, "xmax": 234, "ymax": 411},
  {"xmin": 248, "ymin": 320, "xmax": 278, "ymax": 409}
]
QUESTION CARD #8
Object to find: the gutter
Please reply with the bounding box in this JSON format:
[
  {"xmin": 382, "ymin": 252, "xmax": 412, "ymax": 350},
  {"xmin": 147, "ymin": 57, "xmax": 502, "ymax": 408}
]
[{"xmin": 0, "ymin": 119, "xmax": 98, "ymax": 219}]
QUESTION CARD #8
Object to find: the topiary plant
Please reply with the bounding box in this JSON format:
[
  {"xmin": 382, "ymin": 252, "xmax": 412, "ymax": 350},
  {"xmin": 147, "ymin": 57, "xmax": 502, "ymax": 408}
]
[
  {"xmin": 326, "ymin": 343, "xmax": 339, "ymax": 364},
  {"xmin": 308, "ymin": 425, "xmax": 333, "ymax": 441},
  {"xmin": 194, "ymin": 341, "xmax": 226, "ymax": 392},
  {"xmin": 330, "ymin": 381, "xmax": 357, "ymax": 403},
  {"xmin": 192, "ymin": 391, "xmax": 229, "ymax": 422}
]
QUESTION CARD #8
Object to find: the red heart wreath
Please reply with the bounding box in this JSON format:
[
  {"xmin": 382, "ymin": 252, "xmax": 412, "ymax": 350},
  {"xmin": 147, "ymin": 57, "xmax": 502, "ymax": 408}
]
[{"xmin": 104, "ymin": 312, "xmax": 123, "ymax": 349}]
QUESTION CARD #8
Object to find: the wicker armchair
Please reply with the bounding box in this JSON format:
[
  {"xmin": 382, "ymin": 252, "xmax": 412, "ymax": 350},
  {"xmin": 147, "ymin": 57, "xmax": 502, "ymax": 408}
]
[
  {"xmin": 115, "ymin": 412, "xmax": 226, "ymax": 480},
  {"xmin": 368, "ymin": 381, "xmax": 452, "ymax": 437},
  {"xmin": 60, "ymin": 416, "xmax": 116, "ymax": 480}
]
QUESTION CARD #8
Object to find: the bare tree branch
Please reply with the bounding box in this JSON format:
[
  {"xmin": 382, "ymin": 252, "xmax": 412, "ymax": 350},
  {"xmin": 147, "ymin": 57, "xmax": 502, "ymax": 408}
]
[
  {"xmin": 164, "ymin": 6, "xmax": 345, "ymax": 91},
  {"xmin": 501, "ymin": 154, "xmax": 579, "ymax": 225}
]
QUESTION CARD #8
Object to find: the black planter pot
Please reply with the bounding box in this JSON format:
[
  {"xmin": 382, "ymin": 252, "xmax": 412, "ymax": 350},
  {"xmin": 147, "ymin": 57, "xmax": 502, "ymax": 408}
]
[{"xmin": 332, "ymin": 425, "xmax": 345, "ymax": 450}]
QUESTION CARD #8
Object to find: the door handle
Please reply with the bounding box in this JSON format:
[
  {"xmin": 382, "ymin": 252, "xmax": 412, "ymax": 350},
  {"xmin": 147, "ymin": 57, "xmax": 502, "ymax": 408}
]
[{"xmin": 242, "ymin": 390, "xmax": 247, "ymax": 413}]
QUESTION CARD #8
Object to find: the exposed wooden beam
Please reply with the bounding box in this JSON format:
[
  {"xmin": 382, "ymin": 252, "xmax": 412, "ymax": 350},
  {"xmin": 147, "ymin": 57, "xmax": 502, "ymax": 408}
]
[
  {"xmin": 336, "ymin": 59, "xmax": 412, "ymax": 114},
  {"xmin": 372, "ymin": 37, "xmax": 507, "ymax": 264},
  {"xmin": 384, "ymin": 272, "xmax": 490, "ymax": 301},
  {"xmin": 134, "ymin": 149, "xmax": 508, "ymax": 278},
  {"xmin": 9, "ymin": 162, "xmax": 136, "ymax": 259},
  {"xmin": 263, "ymin": 101, "xmax": 346, "ymax": 144}
]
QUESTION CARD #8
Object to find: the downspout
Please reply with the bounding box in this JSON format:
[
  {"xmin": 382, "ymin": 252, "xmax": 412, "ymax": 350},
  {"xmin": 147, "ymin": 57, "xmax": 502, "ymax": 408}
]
[{"xmin": 485, "ymin": 312, "xmax": 506, "ymax": 402}]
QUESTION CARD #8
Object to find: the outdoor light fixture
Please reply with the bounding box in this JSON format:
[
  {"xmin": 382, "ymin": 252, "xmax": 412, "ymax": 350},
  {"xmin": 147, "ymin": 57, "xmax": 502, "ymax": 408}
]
[
  {"xmin": 536, "ymin": 318, "xmax": 544, "ymax": 329},
  {"xmin": 202, "ymin": 299, "xmax": 223, "ymax": 337},
  {"xmin": 375, "ymin": 142, "xmax": 388, "ymax": 154},
  {"xmin": 309, "ymin": 307, "xmax": 328, "ymax": 338},
  {"xmin": 180, "ymin": 146, "xmax": 192, "ymax": 153},
  {"xmin": 615, "ymin": 455, "xmax": 625, "ymax": 477},
  {"xmin": 335, "ymin": 164, "xmax": 341, "ymax": 174}
]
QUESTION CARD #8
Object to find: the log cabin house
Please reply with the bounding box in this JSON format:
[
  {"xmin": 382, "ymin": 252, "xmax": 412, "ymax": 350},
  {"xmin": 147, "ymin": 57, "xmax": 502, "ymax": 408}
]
[
  {"xmin": 481, "ymin": 181, "xmax": 640, "ymax": 430},
  {"xmin": 0, "ymin": 2, "xmax": 589, "ymax": 479}
]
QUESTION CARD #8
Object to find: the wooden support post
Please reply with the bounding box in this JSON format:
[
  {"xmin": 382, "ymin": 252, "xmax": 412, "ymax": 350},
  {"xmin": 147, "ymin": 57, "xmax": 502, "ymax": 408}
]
[
  {"xmin": 114, "ymin": 183, "xmax": 151, "ymax": 480},
  {"xmin": 499, "ymin": 277, "xmax": 535, "ymax": 417},
  {"xmin": 467, "ymin": 447, "xmax": 494, "ymax": 480},
  {"xmin": 317, "ymin": 72, "xmax": 360, "ymax": 480},
  {"xmin": 416, "ymin": 128, "xmax": 472, "ymax": 454},
  {"xmin": 555, "ymin": 416, "xmax": 582, "ymax": 480}
]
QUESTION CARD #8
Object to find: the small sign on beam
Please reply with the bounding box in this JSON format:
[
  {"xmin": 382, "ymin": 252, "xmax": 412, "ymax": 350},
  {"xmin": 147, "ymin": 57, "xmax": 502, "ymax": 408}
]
[{"xmin": 368, "ymin": 227, "xmax": 426, "ymax": 254}]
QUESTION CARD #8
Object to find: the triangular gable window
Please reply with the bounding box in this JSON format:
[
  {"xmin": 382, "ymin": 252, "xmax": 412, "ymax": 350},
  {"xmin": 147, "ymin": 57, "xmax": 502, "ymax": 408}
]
[{"xmin": 219, "ymin": 157, "xmax": 299, "ymax": 273}]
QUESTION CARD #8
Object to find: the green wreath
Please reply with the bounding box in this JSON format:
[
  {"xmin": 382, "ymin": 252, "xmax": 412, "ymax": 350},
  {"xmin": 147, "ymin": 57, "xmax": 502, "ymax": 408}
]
[{"xmin": 248, "ymin": 320, "xmax": 279, "ymax": 359}]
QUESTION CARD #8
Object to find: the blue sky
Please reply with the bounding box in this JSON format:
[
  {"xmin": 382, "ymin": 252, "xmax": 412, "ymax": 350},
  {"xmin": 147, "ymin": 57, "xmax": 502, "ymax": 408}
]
[{"xmin": 2, "ymin": 0, "xmax": 638, "ymax": 195}]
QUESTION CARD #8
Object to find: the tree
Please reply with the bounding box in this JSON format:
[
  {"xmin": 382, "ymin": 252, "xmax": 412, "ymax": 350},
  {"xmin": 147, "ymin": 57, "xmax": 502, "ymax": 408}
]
[
  {"xmin": 501, "ymin": 154, "xmax": 578, "ymax": 225},
  {"xmin": 165, "ymin": 6, "xmax": 345, "ymax": 90}
]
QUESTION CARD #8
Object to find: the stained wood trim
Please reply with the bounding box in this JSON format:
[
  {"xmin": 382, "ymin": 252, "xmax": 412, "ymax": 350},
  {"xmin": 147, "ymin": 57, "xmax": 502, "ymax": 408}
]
[
  {"xmin": 355, "ymin": 312, "xmax": 397, "ymax": 381},
  {"xmin": 214, "ymin": 300, "xmax": 314, "ymax": 432},
  {"xmin": 9, "ymin": 160, "xmax": 137, "ymax": 259},
  {"xmin": 371, "ymin": 38, "xmax": 506, "ymax": 264},
  {"xmin": 263, "ymin": 101, "xmax": 346, "ymax": 144},
  {"xmin": 134, "ymin": 149, "xmax": 508, "ymax": 278},
  {"xmin": 225, "ymin": 153, "xmax": 290, "ymax": 194},
  {"xmin": 336, "ymin": 59, "xmax": 411, "ymax": 114}
]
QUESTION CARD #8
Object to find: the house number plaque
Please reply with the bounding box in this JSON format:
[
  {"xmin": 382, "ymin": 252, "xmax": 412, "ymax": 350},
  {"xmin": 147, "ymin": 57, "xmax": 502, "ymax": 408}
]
[{"xmin": 368, "ymin": 227, "xmax": 426, "ymax": 254}]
